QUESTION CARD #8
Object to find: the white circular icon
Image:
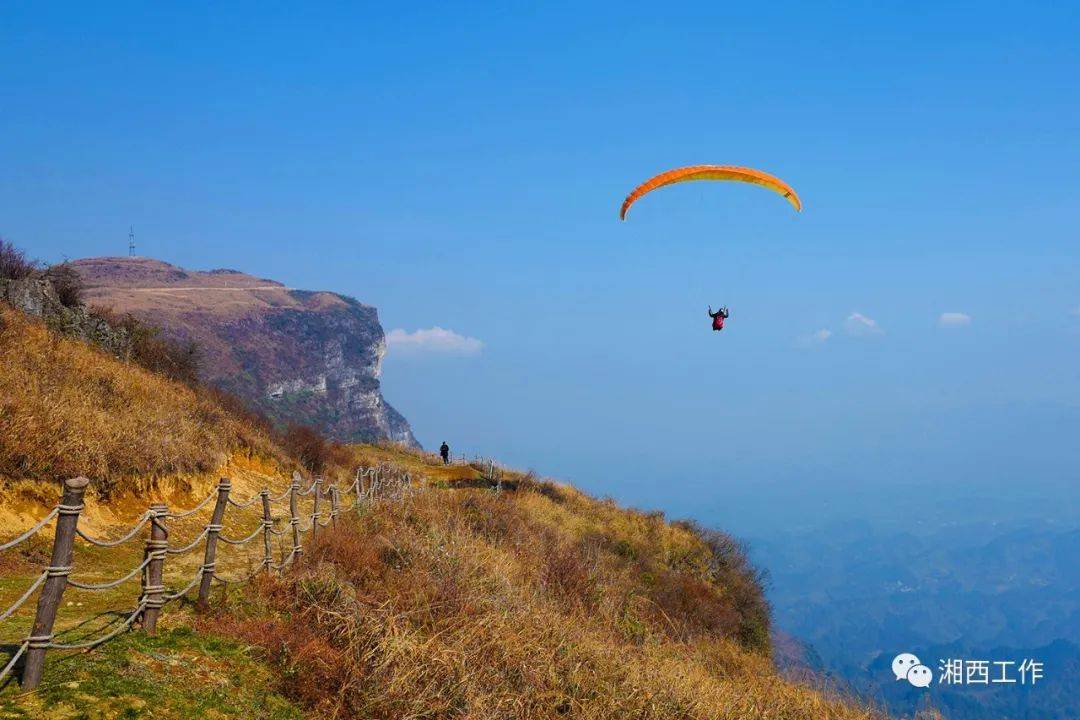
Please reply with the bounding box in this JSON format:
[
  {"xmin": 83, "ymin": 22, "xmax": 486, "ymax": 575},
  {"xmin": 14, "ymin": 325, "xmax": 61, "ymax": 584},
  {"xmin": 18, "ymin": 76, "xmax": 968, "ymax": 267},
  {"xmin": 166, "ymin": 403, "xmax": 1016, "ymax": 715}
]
[
  {"xmin": 892, "ymin": 653, "xmax": 921, "ymax": 681},
  {"xmin": 907, "ymin": 664, "xmax": 933, "ymax": 688}
]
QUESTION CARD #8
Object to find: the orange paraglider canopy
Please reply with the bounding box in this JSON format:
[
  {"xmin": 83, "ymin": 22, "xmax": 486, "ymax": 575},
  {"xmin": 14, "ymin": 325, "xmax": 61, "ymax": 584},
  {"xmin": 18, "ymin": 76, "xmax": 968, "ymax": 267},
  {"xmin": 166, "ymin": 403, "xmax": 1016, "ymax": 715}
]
[{"xmin": 619, "ymin": 165, "xmax": 802, "ymax": 219}]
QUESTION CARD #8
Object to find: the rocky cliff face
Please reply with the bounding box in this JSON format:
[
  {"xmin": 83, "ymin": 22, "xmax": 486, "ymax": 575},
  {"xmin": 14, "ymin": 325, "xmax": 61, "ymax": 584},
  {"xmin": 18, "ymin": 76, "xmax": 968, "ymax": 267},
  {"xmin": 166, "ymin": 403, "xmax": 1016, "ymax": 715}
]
[
  {"xmin": 70, "ymin": 257, "xmax": 417, "ymax": 447},
  {"xmin": 0, "ymin": 275, "xmax": 130, "ymax": 356}
]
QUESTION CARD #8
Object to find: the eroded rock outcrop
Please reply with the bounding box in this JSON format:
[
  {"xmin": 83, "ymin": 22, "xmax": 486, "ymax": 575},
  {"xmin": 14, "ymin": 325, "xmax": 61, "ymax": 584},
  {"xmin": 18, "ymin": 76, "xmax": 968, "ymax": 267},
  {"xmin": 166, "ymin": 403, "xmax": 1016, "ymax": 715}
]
[
  {"xmin": 0, "ymin": 275, "xmax": 130, "ymax": 356},
  {"xmin": 71, "ymin": 257, "xmax": 417, "ymax": 447}
]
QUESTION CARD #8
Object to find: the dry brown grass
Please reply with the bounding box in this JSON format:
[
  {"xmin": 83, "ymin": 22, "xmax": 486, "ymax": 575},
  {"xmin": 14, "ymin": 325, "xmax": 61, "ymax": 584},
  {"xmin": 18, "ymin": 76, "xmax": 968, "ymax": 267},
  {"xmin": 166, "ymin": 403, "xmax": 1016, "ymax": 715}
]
[
  {"xmin": 0, "ymin": 298, "xmax": 876, "ymax": 718},
  {"xmin": 0, "ymin": 304, "xmax": 289, "ymax": 496},
  {"xmin": 351, "ymin": 443, "xmax": 485, "ymax": 483},
  {"xmin": 209, "ymin": 486, "xmax": 878, "ymax": 720}
]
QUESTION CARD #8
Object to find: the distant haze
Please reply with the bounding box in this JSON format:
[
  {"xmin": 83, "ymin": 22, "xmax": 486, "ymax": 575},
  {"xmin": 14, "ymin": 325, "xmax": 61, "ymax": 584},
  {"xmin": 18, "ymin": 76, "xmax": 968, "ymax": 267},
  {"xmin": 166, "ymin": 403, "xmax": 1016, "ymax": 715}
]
[{"xmin": 3, "ymin": 3, "xmax": 1078, "ymax": 534}]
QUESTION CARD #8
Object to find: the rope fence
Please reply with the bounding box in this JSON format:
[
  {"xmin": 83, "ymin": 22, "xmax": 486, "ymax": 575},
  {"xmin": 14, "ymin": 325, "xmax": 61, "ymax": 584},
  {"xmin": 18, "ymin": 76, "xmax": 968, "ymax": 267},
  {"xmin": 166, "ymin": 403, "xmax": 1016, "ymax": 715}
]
[{"xmin": 0, "ymin": 463, "xmax": 414, "ymax": 690}]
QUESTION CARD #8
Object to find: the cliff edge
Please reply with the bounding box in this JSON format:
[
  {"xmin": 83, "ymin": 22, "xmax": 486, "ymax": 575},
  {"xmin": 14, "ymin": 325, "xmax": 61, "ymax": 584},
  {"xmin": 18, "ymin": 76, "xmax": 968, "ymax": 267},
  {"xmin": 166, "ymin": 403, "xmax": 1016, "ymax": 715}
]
[{"xmin": 71, "ymin": 257, "xmax": 417, "ymax": 447}]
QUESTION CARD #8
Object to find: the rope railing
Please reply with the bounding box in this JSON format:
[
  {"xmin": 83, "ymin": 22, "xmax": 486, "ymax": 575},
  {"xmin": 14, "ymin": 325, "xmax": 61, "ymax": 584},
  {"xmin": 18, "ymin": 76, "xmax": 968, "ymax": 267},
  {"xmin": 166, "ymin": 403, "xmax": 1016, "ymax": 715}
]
[
  {"xmin": 75, "ymin": 511, "xmax": 151, "ymax": 548},
  {"xmin": 0, "ymin": 642, "xmax": 27, "ymax": 685},
  {"xmin": 218, "ymin": 523, "xmax": 265, "ymax": 546},
  {"xmin": 166, "ymin": 527, "xmax": 210, "ymax": 555},
  {"xmin": 164, "ymin": 491, "xmax": 217, "ymax": 519},
  {"xmin": 269, "ymin": 548, "xmax": 298, "ymax": 571},
  {"xmin": 0, "ymin": 508, "xmax": 59, "ymax": 552},
  {"xmin": 0, "ymin": 466, "xmax": 418, "ymax": 688},
  {"xmin": 163, "ymin": 567, "xmax": 205, "ymax": 602},
  {"xmin": 0, "ymin": 571, "xmax": 48, "ymax": 624},
  {"xmin": 49, "ymin": 602, "xmax": 147, "ymax": 650},
  {"xmin": 67, "ymin": 556, "xmax": 152, "ymax": 591},
  {"xmin": 226, "ymin": 492, "xmax": 263, "ymax": 509},
  {"xmin": 267, "ymin": 486, "xmax": 293, "ymax": 503},
  {"xmin": 213, "ymin": 565, "xmax": 265, "ymax": 585}
]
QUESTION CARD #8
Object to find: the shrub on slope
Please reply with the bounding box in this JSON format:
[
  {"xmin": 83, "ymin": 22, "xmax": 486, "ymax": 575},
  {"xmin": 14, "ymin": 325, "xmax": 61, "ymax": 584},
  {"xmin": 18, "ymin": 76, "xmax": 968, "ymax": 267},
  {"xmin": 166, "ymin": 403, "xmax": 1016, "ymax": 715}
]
[
  {"xmin": 90, "ymin": 305, "xmax": 201, "ymax": 386},
  {"xmin": 209, "ymin": 486, "xmax": 874, "ymax": 719},
  {"xmin": 0, "ymin": 237, "xmax": 39, "ymax": 280},
  {"xmin": 0, "ymin": 304, "xmax": 286, "ymax": 494}
]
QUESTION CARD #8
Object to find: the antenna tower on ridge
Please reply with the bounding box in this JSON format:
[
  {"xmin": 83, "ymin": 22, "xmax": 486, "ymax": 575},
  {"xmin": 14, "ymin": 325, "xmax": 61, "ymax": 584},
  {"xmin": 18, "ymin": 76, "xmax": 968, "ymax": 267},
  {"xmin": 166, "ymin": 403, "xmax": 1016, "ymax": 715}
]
[{"xmin": 128, "ymin": 226, "xmax": 136, "ymax": 257}]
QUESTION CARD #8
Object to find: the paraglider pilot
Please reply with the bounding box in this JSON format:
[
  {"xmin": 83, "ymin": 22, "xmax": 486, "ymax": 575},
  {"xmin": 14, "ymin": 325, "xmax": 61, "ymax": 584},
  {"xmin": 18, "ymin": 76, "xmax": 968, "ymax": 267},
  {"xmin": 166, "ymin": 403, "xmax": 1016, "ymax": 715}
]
[{"xmin": 708, "ymin": 306, "xmax": 729, "ymax": 331}]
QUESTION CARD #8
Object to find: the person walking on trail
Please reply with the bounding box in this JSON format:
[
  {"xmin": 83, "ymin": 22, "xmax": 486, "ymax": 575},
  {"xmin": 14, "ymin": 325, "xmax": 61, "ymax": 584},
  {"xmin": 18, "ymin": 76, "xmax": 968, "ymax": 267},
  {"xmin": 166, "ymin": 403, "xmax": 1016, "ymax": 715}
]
[
  {"xmin": 708, "ymin": 305, "xmax": 730, "ymax": 331},
  {"xmin": 440, "ymin": 441, "xmax": 450, "ymax": 465}
]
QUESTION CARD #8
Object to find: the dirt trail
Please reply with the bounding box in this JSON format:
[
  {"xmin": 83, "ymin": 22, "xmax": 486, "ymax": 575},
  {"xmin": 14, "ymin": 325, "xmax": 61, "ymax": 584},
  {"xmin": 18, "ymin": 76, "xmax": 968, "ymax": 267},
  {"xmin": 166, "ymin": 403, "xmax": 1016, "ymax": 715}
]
[{"xmin": 110, "ymin": 286, "xmax": 292, "ymax": 292}]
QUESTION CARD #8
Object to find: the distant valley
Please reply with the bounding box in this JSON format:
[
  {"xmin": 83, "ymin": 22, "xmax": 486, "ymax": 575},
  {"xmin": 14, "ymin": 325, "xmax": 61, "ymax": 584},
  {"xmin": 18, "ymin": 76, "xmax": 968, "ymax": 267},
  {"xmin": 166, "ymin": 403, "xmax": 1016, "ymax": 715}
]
[{"xmin": 755, "ymin": 518, "xmax": 1080, "ymax": 719}]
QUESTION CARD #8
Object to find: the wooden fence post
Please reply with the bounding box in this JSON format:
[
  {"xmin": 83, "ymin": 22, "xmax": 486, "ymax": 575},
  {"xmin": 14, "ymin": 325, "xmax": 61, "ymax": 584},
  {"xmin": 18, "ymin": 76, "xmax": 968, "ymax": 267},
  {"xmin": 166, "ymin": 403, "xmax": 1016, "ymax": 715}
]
[
  {"xmin": 260, "ymin": 489, "xmax": 273, "ymax": 574},
  {"xmin": 141, "ymin": 503, "xmax": 169, "ymax": 634},
  {"xmin": 370, "ymin": 467, "xmax": 380, "ymax": 502},
  {"xmin": 310, "ymin": 477, "xmax": 322, "ymax": 542},
  {"xmin": 197, "ymin": 478, "xmax": 230, "ymax": 609},
  {"xmin": 21, "ymin": 477, "xmax": 89, "ymax": 689},
  {"xmin": 355, "ymin": 470, "xmax": 366, "ymax": 516},
  {"xmin": 289, "ymin": 472, "xmax": 302, "ymax": 564},
  {"xmin": 330, "ymin": 482, "xmax": 339, "ymax": 529}
]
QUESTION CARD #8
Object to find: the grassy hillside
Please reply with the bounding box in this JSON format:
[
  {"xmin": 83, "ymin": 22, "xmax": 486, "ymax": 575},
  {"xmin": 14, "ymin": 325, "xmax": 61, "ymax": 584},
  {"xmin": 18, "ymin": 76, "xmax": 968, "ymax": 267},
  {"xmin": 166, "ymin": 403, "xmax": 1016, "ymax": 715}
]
[
  {"xmin": 204, "ymin": 482, "xmax": 875, "ymax": 719},
  {"xmin": 0, "ymin": 299, "xmax": 876, "ymax": 719},
  {"xmin": 0, "ymin": 303, "xmax": 292, "ymax": 499},
  {"xmin": 1, "ymin": 625, "xmax": 305, "ymax": 720}
]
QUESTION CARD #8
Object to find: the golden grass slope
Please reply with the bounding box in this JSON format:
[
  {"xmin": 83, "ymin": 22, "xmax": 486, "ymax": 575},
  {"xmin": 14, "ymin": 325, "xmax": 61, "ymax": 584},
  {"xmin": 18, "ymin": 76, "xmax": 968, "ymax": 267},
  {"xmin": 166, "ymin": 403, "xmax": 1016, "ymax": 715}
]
[
  {"xmin": 0, "ymin": 303, "xmax": 290, "ymax": 499},
  {"xmin": 212, "ymin": 485, "xmax": 878, "ymax": 719},
  {"xmin": 0, "ymin": 301, "xmax": 877, "ymax": 719}
]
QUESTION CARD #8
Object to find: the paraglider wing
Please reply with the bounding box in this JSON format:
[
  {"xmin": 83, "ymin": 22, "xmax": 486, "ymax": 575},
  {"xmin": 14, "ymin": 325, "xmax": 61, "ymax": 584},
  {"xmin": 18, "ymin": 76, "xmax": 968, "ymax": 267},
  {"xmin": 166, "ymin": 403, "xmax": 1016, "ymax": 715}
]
[{"xmin": 619, "ymin": 165, "xmax": 802, "ymax": 220}]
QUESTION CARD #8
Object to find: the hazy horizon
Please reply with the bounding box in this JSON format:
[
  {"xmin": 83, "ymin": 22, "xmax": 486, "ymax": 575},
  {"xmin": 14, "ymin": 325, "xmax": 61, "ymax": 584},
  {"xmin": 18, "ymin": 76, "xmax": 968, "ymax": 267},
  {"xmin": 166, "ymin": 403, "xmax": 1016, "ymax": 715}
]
[{"xmin": 3, "ymin": 2, "xmax": 1078, "ymax": 538}]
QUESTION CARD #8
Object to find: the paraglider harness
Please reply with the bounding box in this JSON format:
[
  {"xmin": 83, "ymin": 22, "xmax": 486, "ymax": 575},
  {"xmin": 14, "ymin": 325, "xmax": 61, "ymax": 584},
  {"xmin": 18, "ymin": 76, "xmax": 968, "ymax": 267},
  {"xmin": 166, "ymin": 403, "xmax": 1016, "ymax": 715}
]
[{"xmin": 708, "ymin": 306, "xmax": 729, "ymax": 331}]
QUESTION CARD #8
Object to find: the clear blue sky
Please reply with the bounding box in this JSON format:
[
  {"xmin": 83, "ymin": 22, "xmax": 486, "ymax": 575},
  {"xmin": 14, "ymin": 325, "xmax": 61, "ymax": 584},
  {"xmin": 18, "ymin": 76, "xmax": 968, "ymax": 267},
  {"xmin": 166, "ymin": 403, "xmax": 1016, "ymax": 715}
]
[{"xmin": 3, "ymin": 2, "xmax": 1078, "ymax": 533}]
